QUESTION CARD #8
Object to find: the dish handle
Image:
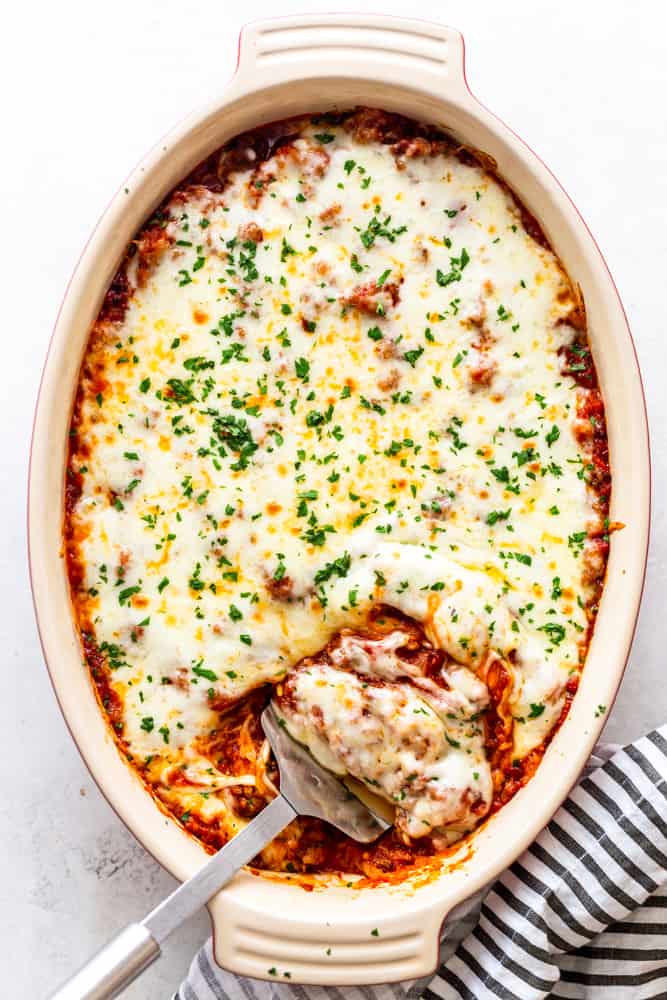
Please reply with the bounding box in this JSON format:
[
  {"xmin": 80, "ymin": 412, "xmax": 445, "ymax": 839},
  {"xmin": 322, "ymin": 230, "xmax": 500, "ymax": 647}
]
[
  {"xmin": 231, "ymin": 14, "xmax": 467, "ymax": 97},
  {"xmin": 208, "ymin": 882, "xmax": 450, "ymax": 985}
]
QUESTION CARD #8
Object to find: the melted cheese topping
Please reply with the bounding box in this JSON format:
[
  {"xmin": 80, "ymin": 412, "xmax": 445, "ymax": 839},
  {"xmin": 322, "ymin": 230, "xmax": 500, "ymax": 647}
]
[
  {"xmin": 68, "ymin": 113, "xmax": 601, "ymax": 848},
  {"xmin": 278, "ymin": 658, "xmax": 492, "ymax": 844}
]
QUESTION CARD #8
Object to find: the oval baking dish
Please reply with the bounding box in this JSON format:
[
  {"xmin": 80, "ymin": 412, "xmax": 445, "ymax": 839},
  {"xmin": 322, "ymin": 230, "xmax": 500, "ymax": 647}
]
[{"xmin": 29, "ymin": 14, "xmax": 649, "ymax": 985}]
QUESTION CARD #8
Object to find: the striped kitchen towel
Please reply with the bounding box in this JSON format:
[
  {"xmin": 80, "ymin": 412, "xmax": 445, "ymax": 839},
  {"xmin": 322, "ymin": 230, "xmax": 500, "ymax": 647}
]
[{"xmin": 176, "ymin": 725, "xmax": 667, "ymax": 1000}]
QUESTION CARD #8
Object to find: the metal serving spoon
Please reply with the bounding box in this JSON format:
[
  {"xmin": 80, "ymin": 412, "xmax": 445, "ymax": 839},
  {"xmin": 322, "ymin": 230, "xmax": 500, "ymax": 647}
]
[{"xmin": 49, "ymin": 703, "xmax": 391, "ymax": 1000}]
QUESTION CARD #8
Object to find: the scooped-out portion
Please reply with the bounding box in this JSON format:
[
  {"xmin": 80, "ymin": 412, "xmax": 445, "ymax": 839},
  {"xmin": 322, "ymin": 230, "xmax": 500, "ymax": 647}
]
[{"xmin": 275, "ymin": 617, "xmax": 493, "ymax": 846}]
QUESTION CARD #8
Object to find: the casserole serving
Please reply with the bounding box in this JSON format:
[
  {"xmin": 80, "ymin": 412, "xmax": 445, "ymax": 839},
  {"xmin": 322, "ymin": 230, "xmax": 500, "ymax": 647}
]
[
  {"xmin": 65, "ymin": 105, "xmax": 610, "ymax": 879},
  {"xmin": 29, "ymin": 14, "xmax": 649, "ymax": 984}
]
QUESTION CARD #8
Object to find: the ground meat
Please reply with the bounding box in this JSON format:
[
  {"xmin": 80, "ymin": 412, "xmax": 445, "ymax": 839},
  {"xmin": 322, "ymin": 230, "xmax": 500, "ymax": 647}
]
[
  {"xmin": 461, "ymin": 301, "xmax": 488, "ymax": 331},
  {"xmin": 237, "ymin": 221, "xmax": 264, "ymax": 243},
  {"xmin": 265, "ymin": 573, "xmax": 296, "ymax": 601},
  {"xmin": 469, "ymin": 356, "xmax": 498, "ymax": 389},
  {"xmin": 246, "ymin": 161, "xmax": 277, "ymax": 207},
  {"xmin": 374, "ymin": 338, "xmax": 400, "ymax": 360},
  {"xmin": 169, "ymin": 667, "xmax": 190, "ymax": 691},
  {"xmin": 247, "ymin": 139, "xmax": 330, "ymax": 206},
  {"xmin": 575, "ymin": 389, "xmax": 610, "ymax": 509},
  {"xmin": 98, "ymin": 266, "xmax": 132, "ymax": 324},
  {"xmin": 134, "ymin": 225, "xmax": 172, "ymax": 288},
  {"xmin": 81, "ymin": 633, "xmax": 125, "ymax": 735},
  {"xmin": 388, "ymin": 632, "xmax": 446, "ymax": 680},
  {"xmin": 64, "ymin": 467, "xmax": 84, "ymax": 521},
  {"xmin": 225, "ymin": 786, "xmax": 265, "ymax": 819},
  {"xmin": 343, "ymin": 279, "xmax": 400, "ymax": 316},
  {"xmin": 342, "ymin": 107, "xmax": 449, "ymax": 150},
  {"xmin": 287, "ymin": 142, "xmax": 330, "ymax": 192},
  {"xmin": 461, "ymin": 299, "xmax": 497, "ymax": 389},
  {"xmin": 391, "ymin": 136, "xmax": 447, "ymax": 168},
  {"xmin": 215, "ymin": 120, "xmax": 305, "ymax": 186},
  {"xmin": 559, "ymin": 336, "xmax": 597, "ymax": 389},
  {"xmin": 344, "ymin": 107, "xmax": 413, "ymax": 145},
  {"xmin": 169, "ymin": 187, "xmax": 221, "ymax": 217},
  {"xmin": 582, "ymin": 537, "xmax": 609, "ymax": 587},
  {"xmin": 377, "ymin": 368, "xmax": 401, "ymax": 392},
  {"xmin": 572, "ymin": 416, "xmax": 594, "ymax": 446},
  {"xmin": 320, "ymin": 203, "xmax": 342, "ymax": 223}
]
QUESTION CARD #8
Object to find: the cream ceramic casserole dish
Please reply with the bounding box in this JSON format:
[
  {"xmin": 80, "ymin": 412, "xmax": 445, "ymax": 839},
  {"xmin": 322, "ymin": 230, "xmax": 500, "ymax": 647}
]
[{"xmin": 29, "ymin": 14, "xmax": 650, "ymax": 985}]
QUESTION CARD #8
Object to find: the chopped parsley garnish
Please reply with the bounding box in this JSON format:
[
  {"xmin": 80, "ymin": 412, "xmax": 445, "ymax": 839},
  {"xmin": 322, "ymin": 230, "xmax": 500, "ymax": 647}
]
[
  {"xmin": 211, "ymin": 413, "xmax": 258, "ymax": 470},
  {"xmin": 357, "ymin": 211, "xmax": 407, "ymax": 249},
  {"xmin": 280, "ymin": 238, "xmax": 297, "ymax": 262},
  {"xmin": 165, "ymin": 378, "xmax": 196, "ymax": 405},
  {"xmin": 192, "ymin": 663, "xmax": 217, "ymax": 682},
  {"xmin": 546, "ymin": 425, "xmax": 561, "ymax": 447},
  {"xmin": 486, "ymin": 509, "xmax": 511, "ymax": 526},
  {"xmin": 118, "ymin": 585, "xmax": 141, "ymax": 606},
  {"xmin": 403, "ymin": 346, "xmax": 424, "ymax": 368},
  {"xmin": 302, "ymin": 519, "xmax": 336, "ymax": 547},
  {"xmin": 436, "ymin": 247, "xmax": 470, "ymax": 287},
  {"xmin": 305, "ymin": 405, "xmax": 333, "ymax": 428},
  {"xmin": 295, "ymin": 357, "xmax": 310, "ymax": 382},
  {"xmin": 314, "ymin": 552, "xmax": 351, "ymax": 585},
  {"xmin": 539, "ymin": 622, "xmax": 566, "ymax": 645},
  {"xmin": 568, "ymin": 531, "xmax": 587, "ymax": 555},
  {"xmin": 491, "ymin": 466, "xmax": 510, "ymax": 484}
]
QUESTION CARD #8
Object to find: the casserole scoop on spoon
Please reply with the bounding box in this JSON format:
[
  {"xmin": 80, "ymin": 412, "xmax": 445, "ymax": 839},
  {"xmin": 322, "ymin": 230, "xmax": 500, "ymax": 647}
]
[{"xmin": 49, "ymin": 702, "xmax": 392, "ymax": 1000}]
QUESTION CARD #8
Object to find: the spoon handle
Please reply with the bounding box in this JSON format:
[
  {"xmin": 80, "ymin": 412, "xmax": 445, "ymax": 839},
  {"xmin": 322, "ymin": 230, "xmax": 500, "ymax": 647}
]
[{"xmin": 48, "ymin": 794, "xmax": 297, "ymax": 1000}]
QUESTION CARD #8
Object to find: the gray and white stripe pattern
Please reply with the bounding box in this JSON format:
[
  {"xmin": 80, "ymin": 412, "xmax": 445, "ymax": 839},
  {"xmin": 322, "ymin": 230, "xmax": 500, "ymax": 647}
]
[{"xmin": 176, "ymin": 726, "xmax": 667, "ymax": 1000}]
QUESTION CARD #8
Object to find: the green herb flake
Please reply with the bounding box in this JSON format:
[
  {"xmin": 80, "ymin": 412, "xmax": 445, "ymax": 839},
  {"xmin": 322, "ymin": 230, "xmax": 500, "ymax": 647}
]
[
  {"xmin": 546, "ymin": 425, "xmax": 560, "ymax": 447},
  {"xmin": 192, "ymin": 663, "xmax": 217, "ymax": 682}
]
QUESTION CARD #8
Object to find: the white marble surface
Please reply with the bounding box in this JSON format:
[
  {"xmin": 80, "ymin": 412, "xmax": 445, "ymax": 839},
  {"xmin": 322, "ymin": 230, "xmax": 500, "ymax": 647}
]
[{"xmin": 2, "ymin": 0, "xmax": 666, "ymax": 995}]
